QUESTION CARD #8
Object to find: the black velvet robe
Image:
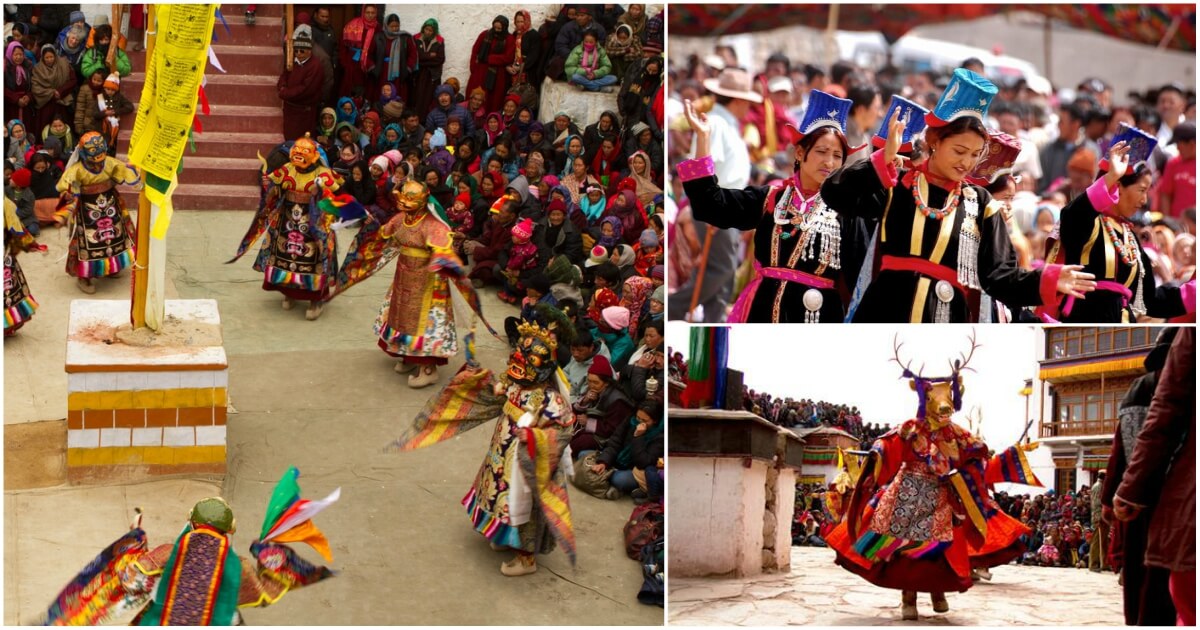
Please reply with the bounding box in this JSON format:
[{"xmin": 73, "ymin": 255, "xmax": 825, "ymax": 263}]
[
  {"xmin": 1052, "ymin": 187, "xmax": 1187, "ymax": 323},
  {"xmin": 822, "ymin": 155, "xmax": 1046, "ymax": 323},
  {"xmin": 683, "ymin": 176, "xmax": 871, "ymax": 323}
]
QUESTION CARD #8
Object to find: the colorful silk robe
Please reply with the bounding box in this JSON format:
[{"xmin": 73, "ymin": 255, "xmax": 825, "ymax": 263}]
[
  {"xmin": 56, "ymin": 157, "xmax": 139, "ymax": 279},
  {"xmin": 4, "ymin": 196, "xmax": 38, "ymax": 331},
  {"xmin": 462, "ymin": 381, "xmax": 576, "ymax": 561},
  {"xmin": 825, "ymin": 419, "xmax": 991, "ymax": 593}
]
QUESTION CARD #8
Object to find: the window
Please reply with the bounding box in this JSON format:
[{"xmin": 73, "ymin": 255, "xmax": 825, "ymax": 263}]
[
  {"xmin": 1055, "ymin": 468, "xmax": 1077, "ymax": 495},
  {"xmin": 1114, "ymin": 329, "xmax": 1129, "ymax": 351}
]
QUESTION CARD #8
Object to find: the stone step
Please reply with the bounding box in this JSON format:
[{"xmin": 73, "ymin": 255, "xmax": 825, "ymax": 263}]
[
  {"xmin": 118, "ymin": 182, "xmax": 262, "ymax": 212},
  {"xmin": 122, "ymin": 72, "xmax": 282, "ymax": 108},
  {"xmin": 115, "ymin": 154, "xmax": 264, "ymax": 188},
  {"xmin": 118, "ymin": 128, "xmax": 282, "ymax": 159},
  {"xmin": 127, "ymin": 44, "xmax": 284, "ymax": 77},
  {"xmin": 125, "ymin": 104, "xmax": 283, "ymax": 134},
  {"xmin": 212, "ymin": 14, "xmax": 287, "ymax": 47}
]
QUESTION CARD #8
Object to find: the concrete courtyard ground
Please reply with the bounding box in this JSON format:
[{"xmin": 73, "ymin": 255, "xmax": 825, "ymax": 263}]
[
  {"xmin": 669, "ymin": 546, "xmax": 1124, "ymax": 626},
  {"xmin": 4, "ymin": 211, "xmax": 663, "ymax": 625}
]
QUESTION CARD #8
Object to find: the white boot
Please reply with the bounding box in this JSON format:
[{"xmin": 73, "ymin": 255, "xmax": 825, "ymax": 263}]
[{"xmin": 407, "ymin": 365, "xmax": 439, "ymax": 388}]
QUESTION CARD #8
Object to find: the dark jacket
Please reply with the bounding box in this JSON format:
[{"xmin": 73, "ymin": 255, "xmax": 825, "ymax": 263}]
[
  {"xmin": 570, "ymin": 382, "xmax": 634, "ymax": 455},
  {"xmin": 554, "ymin": 19, "xmax": 606, "ymax": 59},
  {"xmin": 1114, "ymin": 328, "xmax": 1195, "ymax": 572},
  {"xmin": 597, "ymin": 417, "xmax": 663, "ymax": 472},
  {"xmin": 537, "ymin": 216, "xmax": 584, "ymax": 265},
  {"xmin": 425, "ymin": 101, "xmax": 474, "ymax": 136},
  {"xmin": 471, "ymin": 216, "xmax": 515, "ymax": 264},
  {"xmin": 309, "ymin": 21, "xmax": 338, "ymax": 63}
]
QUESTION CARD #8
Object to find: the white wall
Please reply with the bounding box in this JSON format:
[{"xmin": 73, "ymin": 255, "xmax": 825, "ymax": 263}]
[
  {"xmin": 383, "ymin": 4, "xmax": 663, "ymax": 91},
  {"xmin": 669, "ymin": 457, "xmax": 767, "ymax": 578}
]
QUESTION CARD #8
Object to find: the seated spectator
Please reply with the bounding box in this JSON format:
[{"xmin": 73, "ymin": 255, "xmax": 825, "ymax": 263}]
[
  {"xmin": 465, "ymin": 197, "xmax": 517, "ymax": 288},
  {"xmin": 564, "ymin": 329, "xmax": 613, "ymax": 403},
  {"xmin": 566, "ymin": 31, "xmax": 618, "ymax": 93},
  {"xmin": 538, "ymin": 199, "xmax": 585, "ymax": 266},
  {"xmin": 569, "ymin": 352, "xmax": 634, "ymax": 456},
  {"xmin": 620, "ymin": 320, "xmax": 663, "ymax": 403},
  {"xmin": 593, "ymin": 399, "xmax": 664, "ymax": 500},
  {"xmin": 605, "ymin": 24, "xmax": 642, "ymax": 81},
  {"xmin": 425, "ymin": 83, "xmax": 473, "ymax": 136},
  {"xmin": 80, "ymin": 25, "xmax": 131, "ymax": 79}
]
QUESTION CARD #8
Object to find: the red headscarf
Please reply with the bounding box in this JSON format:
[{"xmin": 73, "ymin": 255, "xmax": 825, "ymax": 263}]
[{"xmin": 343, "ymin": 4, "xmax": 380, "ymax": 71}]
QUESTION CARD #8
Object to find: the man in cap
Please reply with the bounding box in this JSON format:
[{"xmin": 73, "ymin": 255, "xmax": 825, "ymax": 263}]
[
  {"xmin": 277, "ymin": 26, "xmax": 326, "ymax": 141},
  {"xmin": 1160, "ymin": 121, "xmax": 1196, "ymax": 220},
  {"xmin": 668, "ymin": 67, "xmax": 757, "ymax": 323}
]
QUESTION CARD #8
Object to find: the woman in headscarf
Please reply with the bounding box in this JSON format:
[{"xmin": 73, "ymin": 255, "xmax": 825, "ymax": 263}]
[
  {"xmin": 603, "ymin": 189, "xmax": 647, "ymax": 244},
  {"xmin": 359, "ymin": 110, "xmax": 383, "ymax": 147},
  {"xmin": 477, "ymin": 112, "xmax": 506, "ymax": 152},
  {"xmin": 597, "ymin": 215, "xmax": 623, "ymax": 252},
  {"xmin": 619, "ymin": 274, "xmax": 654, "ymax": 338},
  {"xmin": 617, "ymin": 3, "xmax": 649, "ymax": 40},
  {"xmin": 411, "ymin": 19, "xmax": 445, "ymax": 120},
  {"xmin": 7, "ymin": 120, "xmax": 32, "ymax": 169},
  {"xmin": 465, "ymin": 87, "xmax": 488, "ymax": 132},
  {"xmin": 41, "ymin": 114, "xmax": 74, "ymax": 152},
  {"xmin": 561, "ymin": 155, "xmax": 600, "ymax": 207},
  {"xmin": 467, "ymin": 15, "xmax": 515, "ymax": 116},
  {"xmin": 450, "ymin": 137, "xmax": 481, "ymax": 182},
  {"xmin": 335, "ymin": 96, "xmax": 359, "ymax": 127},
  {"xmin": 373, "ymin": 13, "xmax": 417, "ymax": 102},
  {"xmin": 340, "ymin": 4, "xmax": 382, "ymax": 102},
  {"xmin": 420, "ymin": 165, "xmax": 455, "ymax": 211},
  {"xmin": 509, "ymin": 10, "xmax": 542, "ymax": 98},
  {"xmin": 626, "ymin": 150, "xmax": 662, "ymax": 207},
  {"xmin": 589, "ymin": 134, "xmax": 624, "ymax": 187},
  {"xmin": 604, "ymin": 24, "xmax": 642, "ymax": 83},
  {"xmin": 4, "ymin": 42, "xmax": 35, "ymax": 128},
  {"xmin": 557, "ymin": 134, "xmax": 587, "ymax": 178},
  {"xmin": 314, "ymin": 107, "xmax": 338, "ymax": 147},
  {"xmin": 333, "ymin": 121, "xmax": 364, "ymax": 150},
  {"xmin": 617, "ymin": 54, "xmax": 663, "ymax": 129}
]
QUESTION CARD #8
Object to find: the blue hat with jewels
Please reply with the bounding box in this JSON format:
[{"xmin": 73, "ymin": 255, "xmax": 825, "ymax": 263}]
[
  {"xmin": 873, "ymin": 95, "xmax": 929, "ymax": 152},
  {"xmin": 1099, "ymin": 122, "xmax": 1158, "ymax": 172},
  {"xmin": 926, "ymin": 68, "xmax": 998, "ymax": 128},
  {"xmin": 788, "ymin": 89, "xmax": 865, "ymax": 153}
]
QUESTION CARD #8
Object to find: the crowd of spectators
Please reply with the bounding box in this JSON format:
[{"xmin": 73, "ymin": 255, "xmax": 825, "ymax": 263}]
[
  {"xmin": 667, "ymin": 41, "xmax": 1196, "ymax": 319},
  {"xmin": 997, "ymin": 484, "xmax": 1111, "ymax": 570},
  {"xmin": 4, "ymin": 3, "xmax": 667, "ymax": 604}
]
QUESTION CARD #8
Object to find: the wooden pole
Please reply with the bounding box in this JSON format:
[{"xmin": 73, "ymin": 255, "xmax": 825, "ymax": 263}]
[
  {"xmin": 687, "ymin": 226, "xmax": 716, "ymax": 322},
  {"xmin": 285, "ymin": 4, "xmax": 294, "ymax": 71},
  {"xmin": 107, "ymin": 5, "xmax": 122, "ymax": 74},
  {"xmin": 131, "ymin": 4, "xmax": 154, "ymax": 329}
]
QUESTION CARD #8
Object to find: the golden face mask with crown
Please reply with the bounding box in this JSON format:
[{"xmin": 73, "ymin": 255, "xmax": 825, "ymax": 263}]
[
  {"xmin": 394, "ymin": 180, "xmax": 430, "ymax": 214},
  {"xmin": 289, "ymin": 136, "xmax": 320, "ymax": 169}
]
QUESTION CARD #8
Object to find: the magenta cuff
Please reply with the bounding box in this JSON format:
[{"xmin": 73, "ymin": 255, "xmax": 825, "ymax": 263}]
[{"xmin": 678, "ymin": 155, "xmax": 716, "ymax": 182}]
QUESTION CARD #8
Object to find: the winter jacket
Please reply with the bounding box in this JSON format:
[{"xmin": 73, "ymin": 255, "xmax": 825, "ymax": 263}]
[{"xmin": 564, "ymin": 44, "xmax": 613, "ymax": 80}]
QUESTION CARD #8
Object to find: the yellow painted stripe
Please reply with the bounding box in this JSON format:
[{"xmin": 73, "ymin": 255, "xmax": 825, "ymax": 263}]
[
  {"xmin": 67, "ymin": 446, "xmax": 226, "ymax": 467},
  {"xmin": 68, "ymin": 388, "xmax": 227, "ymax": 411}
]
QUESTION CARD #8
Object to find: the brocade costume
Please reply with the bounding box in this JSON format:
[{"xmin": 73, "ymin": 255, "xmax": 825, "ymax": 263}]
[
  {"xmin": 4, "ymin": 196, "xmax": 39, "ymax": 333},
  {"xmin": 56, "ymin": 146, "xmax": 140, "ymax": 279}
]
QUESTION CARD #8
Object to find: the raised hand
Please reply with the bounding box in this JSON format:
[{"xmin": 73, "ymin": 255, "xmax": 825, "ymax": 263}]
[
  {"xmin": 883, "ymin": 106, "xmax": 905, "ymax": 165},
  {"xmin": 1105, "ymin": 141, "xmax": 1131, "ymax": 187},
  {"xmin": 682, "ymin": 99, "xmax": 710, "ymax": 139}
]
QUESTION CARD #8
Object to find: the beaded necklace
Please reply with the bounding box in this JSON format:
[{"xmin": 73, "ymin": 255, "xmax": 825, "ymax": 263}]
[
  {"xmin": 1101, "ymin": 216, "xmax": 1140, "ymax": 266},
  {"xmin": 775, "ymin": 183, "xmax": 822, "ymax": 240},
  {"xmin": 911, "ymin": 171, "xmax": 961, "ymax": 220}
]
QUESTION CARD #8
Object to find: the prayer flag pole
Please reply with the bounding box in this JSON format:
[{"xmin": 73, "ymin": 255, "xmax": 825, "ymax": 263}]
[{"xmin": 131, "ymin": 4, "xmax": 155, "ymax": 329}]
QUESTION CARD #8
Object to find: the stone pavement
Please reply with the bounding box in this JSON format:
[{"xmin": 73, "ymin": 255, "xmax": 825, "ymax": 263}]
[
  {"xmin": 669, "ymin": 546, "xmax": 1124, "ymax": 626},
  {"xmin": 4, "ymin": 211, "xmax": 663, "ymax": 625}
]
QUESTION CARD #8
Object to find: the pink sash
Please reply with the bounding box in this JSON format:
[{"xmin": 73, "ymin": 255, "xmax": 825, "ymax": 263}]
[
  {"xmin": 1059, "ymin": 280, "xmax": 1132, "ymax": 318},
  {"xmin": 728, "ymin": 260, "xmax": 834, "ymax": 323}
]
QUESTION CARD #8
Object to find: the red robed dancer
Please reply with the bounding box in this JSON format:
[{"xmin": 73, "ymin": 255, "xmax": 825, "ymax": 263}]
[{"xmin": 825, "ymin": 332, "xmax": 999, "ymax": 621}]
